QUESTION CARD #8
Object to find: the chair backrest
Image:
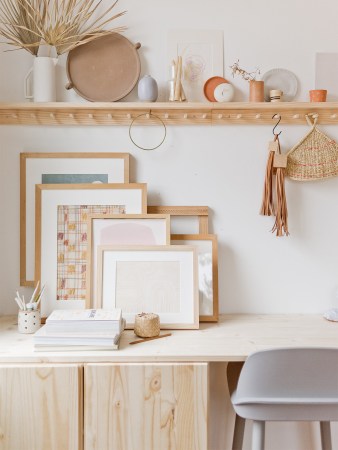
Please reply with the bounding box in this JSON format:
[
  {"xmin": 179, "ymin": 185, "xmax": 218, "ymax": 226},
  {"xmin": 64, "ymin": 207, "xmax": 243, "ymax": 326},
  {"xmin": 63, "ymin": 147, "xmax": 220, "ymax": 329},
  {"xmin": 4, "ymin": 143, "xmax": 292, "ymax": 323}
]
[{"xmin": 233, "ymin": 348, "xmax": 338, "ymax": 403}]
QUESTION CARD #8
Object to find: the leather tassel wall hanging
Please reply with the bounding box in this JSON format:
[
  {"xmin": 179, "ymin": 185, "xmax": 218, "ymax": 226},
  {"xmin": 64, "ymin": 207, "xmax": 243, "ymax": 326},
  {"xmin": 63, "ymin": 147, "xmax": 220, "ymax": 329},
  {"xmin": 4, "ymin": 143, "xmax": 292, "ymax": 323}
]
[
  {"xmin": 260, "ymin": 115, "xmax": 289, "ymax": 237},
  {"xmin": 260, "ymin": 138, "xmax": 277, "ymax": 217}
]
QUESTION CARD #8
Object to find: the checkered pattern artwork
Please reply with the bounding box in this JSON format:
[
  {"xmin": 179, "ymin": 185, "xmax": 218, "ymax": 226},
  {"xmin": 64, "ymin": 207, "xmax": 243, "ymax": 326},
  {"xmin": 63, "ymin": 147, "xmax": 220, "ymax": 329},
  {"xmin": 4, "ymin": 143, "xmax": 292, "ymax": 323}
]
[{"xmin": 57, "ymin": 205, "xmax": 125, "ymax": 300}]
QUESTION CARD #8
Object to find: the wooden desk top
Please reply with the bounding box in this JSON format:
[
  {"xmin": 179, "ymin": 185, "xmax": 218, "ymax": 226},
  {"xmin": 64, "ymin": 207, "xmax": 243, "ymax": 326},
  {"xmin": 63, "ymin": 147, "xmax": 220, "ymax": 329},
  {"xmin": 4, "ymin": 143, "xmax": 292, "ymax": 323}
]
[{"xmin": 1, "ymin": 314, "xmax": 338, "ymax": 364}]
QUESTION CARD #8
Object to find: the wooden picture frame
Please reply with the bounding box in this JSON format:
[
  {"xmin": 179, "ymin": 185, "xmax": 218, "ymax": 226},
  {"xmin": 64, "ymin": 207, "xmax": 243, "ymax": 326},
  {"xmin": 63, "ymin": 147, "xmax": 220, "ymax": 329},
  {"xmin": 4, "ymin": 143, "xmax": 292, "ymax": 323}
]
[
  {"xmin": 97, "ymin": 245, "xmax": 199, "ymax": 329},
  {"xmin": 35, "ymin": 183, "xmax": 147, "ymax": 318},
  {"xmin": 86, "ymin": 214, "xmax": 171, "ymax": 308},
  {"xmin": 171, "ymin": 234, "xmax": 219, "ymax": 322},
  {"xmin": 20, "ymin": 152, "xmax": 130, "ymax": 286},
  {"xmin": 148, "ymin": 206, "xmax": 209, "ymax": 234}
]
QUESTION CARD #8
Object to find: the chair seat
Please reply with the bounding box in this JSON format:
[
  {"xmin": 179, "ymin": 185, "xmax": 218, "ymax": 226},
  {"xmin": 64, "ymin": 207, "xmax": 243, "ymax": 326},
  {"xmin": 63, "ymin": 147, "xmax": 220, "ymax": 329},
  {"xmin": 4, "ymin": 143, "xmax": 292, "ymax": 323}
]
[
  {"xmin": 232, "ymin": 391, "xmax": 338, "ymax": 421},
  {"xmin": 228, "ymin": 349, "xmax": 338, "ymax": 449}
]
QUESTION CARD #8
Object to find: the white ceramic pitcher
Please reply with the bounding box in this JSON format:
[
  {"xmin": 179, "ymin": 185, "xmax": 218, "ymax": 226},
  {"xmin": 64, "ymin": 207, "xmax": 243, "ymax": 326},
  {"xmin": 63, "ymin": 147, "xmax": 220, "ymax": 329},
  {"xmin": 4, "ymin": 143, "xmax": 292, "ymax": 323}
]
[{"xmin": 25, "ymin": 56, "xmax": 58, "ymax": 102}]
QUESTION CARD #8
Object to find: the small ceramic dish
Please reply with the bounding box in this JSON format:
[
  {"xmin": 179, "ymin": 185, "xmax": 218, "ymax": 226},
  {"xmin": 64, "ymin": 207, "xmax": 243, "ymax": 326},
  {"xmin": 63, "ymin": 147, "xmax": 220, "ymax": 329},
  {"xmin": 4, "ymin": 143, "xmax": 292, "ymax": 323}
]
[{"xmin": 204, "ymin": 76, "xmax": 229, "ymax": 102}]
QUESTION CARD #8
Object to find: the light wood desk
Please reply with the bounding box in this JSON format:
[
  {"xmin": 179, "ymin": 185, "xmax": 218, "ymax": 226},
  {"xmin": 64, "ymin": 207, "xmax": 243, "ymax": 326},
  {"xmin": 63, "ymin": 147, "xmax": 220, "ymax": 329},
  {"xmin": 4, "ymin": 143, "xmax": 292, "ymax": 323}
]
[{"xmin": 1, "ymin": 314, "xmax": 337, "ymax": 450}]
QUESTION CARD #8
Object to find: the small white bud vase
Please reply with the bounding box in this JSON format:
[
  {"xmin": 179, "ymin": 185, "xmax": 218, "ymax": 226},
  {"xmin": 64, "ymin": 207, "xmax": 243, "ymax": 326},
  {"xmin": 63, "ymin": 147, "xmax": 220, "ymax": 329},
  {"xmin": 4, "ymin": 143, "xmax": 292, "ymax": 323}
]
[
  {"xmin": 18, "ymin": 310, "xmax": 41, "ymax": 334},
  {"xmin": 138, "ymin": 75, "xmax": 158, "ymax": 102}
]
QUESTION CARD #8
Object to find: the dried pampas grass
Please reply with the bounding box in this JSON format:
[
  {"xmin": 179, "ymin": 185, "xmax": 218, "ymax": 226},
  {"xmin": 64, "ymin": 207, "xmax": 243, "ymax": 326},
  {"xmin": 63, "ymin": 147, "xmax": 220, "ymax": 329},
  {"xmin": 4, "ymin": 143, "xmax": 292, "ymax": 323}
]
[{"xmin": 0, "ymin": 0, "xmax": 126, "ymax": 56}]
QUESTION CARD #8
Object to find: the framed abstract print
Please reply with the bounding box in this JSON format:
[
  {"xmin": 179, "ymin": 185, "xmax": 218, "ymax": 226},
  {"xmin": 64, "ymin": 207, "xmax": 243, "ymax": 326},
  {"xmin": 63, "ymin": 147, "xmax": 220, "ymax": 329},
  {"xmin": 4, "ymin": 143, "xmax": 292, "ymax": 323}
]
[
  {"xmin": 86, "ymin": 214, "xmax": 170, "ymax": 307},
  {"xmin": 97, "ymin": 245, "xmax": 199, "ymax": 329},
  {"xmin": 35, "ymin": 183, "xmax": 146, "ymax": 317},
  {"xmin": 171, "ymin": 234, "xmax": 218, "ymax": 322},
  {"xmin": 20, "ymin": 152, "xmax": 130, "ymax": 286}
]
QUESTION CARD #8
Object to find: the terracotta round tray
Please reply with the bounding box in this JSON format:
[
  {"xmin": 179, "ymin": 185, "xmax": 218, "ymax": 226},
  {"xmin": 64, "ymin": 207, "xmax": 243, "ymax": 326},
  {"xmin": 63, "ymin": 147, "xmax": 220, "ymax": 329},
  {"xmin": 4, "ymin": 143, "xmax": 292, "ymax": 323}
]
[
  {"xmin": 204, "ymin": 76, "xmax": 229, "ymax": 102},
  {"xmin": 66, "ymin": 33, "xmax": 141, "ymax": 102}
]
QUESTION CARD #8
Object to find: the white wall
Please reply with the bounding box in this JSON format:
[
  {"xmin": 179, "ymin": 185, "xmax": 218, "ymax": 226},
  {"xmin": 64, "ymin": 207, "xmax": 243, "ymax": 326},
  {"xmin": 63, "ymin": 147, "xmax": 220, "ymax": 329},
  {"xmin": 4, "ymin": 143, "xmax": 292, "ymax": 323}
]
[
  {"xmin": 1, "ymin": 2, "xmax": 338, "ymax": 447},
  {"xmin": 1, "ymin": 0, "xmax": 338, "ymax": 316}
]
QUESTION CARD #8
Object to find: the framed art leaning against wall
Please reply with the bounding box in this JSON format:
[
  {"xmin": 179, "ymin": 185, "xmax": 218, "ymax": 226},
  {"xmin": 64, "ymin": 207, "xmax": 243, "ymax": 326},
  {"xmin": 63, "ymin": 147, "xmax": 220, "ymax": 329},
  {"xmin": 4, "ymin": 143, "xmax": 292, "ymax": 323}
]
[
  {"xmin": 35, "ymin": 183, "xmax": 147, "ymax": 318},
  {"xmin": 171, "ymin": 234, "xmax": 218, "ymax": 322},
  {"xmin": 96, "ymin": 245, "xmax": 199, "ymax": 329},
  {"xmin": 86, "ymin": 214, "xmax": 170, "ymax": 308},
  {"xmin": 20, "ymin": 152, "xmax": 130, "ymax": 286}
]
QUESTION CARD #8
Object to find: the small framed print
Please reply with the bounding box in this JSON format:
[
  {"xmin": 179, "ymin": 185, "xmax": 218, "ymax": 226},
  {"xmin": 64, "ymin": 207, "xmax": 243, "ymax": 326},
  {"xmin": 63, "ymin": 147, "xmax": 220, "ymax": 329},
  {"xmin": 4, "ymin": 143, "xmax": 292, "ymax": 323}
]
[
  {"xmin": 20, "ymin": 152, "xmax": 130, "ymax": 286},
  {"xmin": 86, "ymin": 214, "xmax": 171, "ymax": 307},
  {"xmin": 97, "ymin": 245, "xmax": 199, "ymax": 329},
  {"xmin": 35, "ymin": 183, "xmax": 147, "ymax": 318},
  {"xmin": 171, "ymin": 234, "xmax": 219, "ymax": 322},
  {"xmin": 168, "ymin": 29, "xmax": 224, "ymax": 102}
]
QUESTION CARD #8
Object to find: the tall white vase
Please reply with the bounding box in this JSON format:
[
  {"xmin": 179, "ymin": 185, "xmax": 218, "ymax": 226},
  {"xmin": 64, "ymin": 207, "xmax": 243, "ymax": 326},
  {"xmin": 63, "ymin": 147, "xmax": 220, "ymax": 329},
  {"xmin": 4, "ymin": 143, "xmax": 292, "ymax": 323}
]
[{"xmin": 25, "ymin": 56, "xmax": 58, "ymax": 102}]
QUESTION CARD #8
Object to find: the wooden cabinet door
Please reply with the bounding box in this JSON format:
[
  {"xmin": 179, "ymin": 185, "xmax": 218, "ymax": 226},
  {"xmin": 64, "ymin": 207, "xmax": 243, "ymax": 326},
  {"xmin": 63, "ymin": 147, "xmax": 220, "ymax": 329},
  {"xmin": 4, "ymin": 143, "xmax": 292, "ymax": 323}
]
[
  {"xmin": 84, "ymin": 363, "xmax": 208, "ymax": 450},
  {"xmin": 0, "ymin": 364, "xmax": 82, "ymax": 450}
]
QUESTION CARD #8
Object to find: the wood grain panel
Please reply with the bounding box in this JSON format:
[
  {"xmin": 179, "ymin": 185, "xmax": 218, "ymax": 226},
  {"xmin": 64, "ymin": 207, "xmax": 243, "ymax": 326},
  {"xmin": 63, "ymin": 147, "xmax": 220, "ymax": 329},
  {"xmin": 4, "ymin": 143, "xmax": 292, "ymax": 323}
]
[
  {"xmin": 0, "ymin": 364, "xmax": 82, "ymax": 450},
  {"xmin": 84, "ymin": 363, "xmax": 208, "ymax": 450}
]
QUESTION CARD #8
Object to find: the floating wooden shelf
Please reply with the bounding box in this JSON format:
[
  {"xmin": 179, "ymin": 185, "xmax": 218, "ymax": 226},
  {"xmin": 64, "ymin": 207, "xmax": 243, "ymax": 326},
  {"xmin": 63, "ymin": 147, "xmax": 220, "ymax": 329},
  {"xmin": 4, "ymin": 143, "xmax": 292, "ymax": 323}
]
[{"xmin": 0, "ymin": 102, "xmax": 338, "ymax": 125}]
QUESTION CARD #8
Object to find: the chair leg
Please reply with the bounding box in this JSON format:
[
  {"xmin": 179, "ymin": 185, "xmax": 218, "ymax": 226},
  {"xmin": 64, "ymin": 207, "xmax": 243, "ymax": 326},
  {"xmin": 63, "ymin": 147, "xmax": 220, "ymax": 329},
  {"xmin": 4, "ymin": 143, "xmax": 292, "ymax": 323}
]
[
  {"xmin": 232, "ymin": 415, "xmax": 245, "ymax": 450},
  {"xmin": 252, "ymin": 420, "xmax": 265, "ymax": 450},
  {"xmin": 320, "ymin": 421, "xmax": 332, "ymax": 450}
]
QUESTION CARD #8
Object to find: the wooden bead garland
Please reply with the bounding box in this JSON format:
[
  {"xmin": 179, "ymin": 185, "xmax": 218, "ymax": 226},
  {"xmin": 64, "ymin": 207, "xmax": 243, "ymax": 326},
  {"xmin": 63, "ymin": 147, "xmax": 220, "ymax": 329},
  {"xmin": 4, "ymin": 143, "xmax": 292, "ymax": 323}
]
[{"xmin": 134, "ymin": 313, "xmax": 160, "ymax": 338}]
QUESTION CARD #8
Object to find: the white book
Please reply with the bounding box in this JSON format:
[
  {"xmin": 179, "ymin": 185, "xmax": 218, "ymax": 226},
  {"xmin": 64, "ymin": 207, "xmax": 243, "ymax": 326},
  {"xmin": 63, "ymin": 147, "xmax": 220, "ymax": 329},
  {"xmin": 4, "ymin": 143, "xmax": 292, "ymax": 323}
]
[
  {"xmin": 34, "ymin": 319, "xmax": 125, "ymax": 347},
  {"xmin": 46, "ymin": 308, "xmax": 122, "ymax": 322},
  {"xmin": 45, "ymin": 309, "xmax": 123, "ymax": 333},
  {"xmin": 34, "ymin": 343, "xmax": 120, "ymax": 352},
  {"xmin": 34, "ymin": 337, "xmax": 122, "ymax": 352}
]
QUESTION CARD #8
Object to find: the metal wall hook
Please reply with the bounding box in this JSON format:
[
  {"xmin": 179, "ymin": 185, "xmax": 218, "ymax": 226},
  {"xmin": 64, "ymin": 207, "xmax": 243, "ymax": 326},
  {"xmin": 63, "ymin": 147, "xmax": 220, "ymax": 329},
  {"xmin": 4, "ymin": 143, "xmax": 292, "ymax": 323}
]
[{"xmin": 272, "ymin": 114, "xmax": 282, "ymax": 136}]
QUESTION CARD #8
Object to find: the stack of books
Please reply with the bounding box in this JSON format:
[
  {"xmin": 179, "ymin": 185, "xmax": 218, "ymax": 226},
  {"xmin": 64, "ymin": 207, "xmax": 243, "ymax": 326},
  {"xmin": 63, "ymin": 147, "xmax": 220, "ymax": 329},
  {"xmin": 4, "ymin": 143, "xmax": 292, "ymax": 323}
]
[{"xmin": 33, "ymin": 308, "xmax": 124, "ymax": 351}]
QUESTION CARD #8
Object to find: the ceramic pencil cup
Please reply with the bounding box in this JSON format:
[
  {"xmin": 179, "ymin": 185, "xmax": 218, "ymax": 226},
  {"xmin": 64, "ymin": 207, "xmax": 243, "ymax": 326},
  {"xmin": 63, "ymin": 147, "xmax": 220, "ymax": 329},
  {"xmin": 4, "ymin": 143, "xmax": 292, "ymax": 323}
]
[{"xmin": 18, "ymin": 310, "xmax": 41, "ymax": 334}]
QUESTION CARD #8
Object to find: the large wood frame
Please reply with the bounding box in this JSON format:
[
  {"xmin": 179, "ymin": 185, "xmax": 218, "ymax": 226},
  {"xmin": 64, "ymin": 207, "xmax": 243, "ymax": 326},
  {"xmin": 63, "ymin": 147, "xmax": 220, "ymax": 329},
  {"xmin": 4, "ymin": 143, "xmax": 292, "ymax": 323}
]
[
  {"xmin": 171, "ymin": 234, "xmax": 219, "ymax": 322},
  {"xmin": 35, "ymin": 183, "xmax": 147, "ymax": 318},
  {"xmin": 86, "ymin": 213, "xmax": 171, "ymax": 308},
  {"xmin": 20, "ymin": 152, "xmax": 130, "ymax": 286},
  {"xmin": 96, "ymin": 245, "xmax": 199, "ymax": 329}
]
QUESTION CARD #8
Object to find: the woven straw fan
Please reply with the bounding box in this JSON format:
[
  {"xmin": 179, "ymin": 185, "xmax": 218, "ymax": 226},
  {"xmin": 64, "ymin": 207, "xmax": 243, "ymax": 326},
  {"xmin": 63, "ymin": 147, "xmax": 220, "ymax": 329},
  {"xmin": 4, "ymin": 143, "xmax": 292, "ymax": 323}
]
[{"xmin": 286, "ymin": 115, "xmax": 338, "ymax": 181}]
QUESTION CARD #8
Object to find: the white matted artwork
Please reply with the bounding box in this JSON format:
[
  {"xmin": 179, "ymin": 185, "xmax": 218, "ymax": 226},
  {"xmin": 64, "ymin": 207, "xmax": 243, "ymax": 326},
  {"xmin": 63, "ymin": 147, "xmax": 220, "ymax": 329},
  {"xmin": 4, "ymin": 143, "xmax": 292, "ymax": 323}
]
[
  {"xmin": 171, "ymin": 234, "xmax": 218, "ymax": 322},
  {"xmin": 86, "ymin": 214, "xmax": 171, "ymax": 307},
  {"xmin": 97, "ymin": 245, "xmax": 199, "ymax": 329},
  {"xmin": 315, "ymin": 53, "xmax": 338, "ymax": 101},
  {"xmin": 35, "ymin": 183, "xmax": 147, "ymax": 318},
  {"xmin": 20, "ymin": 152, "xmax": 130, "ymax": 286},
  {"xmin": 168, "ymin": 30, "xmax": 224, "ymax": 102}
]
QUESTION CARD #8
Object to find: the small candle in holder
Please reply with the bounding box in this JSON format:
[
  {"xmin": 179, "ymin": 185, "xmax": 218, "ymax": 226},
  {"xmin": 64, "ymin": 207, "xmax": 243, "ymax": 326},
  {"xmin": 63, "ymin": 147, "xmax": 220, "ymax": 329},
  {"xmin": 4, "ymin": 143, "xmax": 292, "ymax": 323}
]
[{"xmin": 270, "ymin": 89, "xmax": 283, "ymax": 102}]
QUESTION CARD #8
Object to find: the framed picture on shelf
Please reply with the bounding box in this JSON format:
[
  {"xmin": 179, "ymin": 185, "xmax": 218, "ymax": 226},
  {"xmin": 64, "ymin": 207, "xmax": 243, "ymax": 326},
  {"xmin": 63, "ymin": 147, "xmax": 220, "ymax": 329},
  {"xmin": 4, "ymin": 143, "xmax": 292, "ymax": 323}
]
[
  {"xmin": 171, "ymin": 234, "xmax": 219, "ymax": 322},
  {"xmin": 96, "ymin": 245, "xmax": 199, "ymax": 329},
  {"xmin": 20, "ymin": 152, "xmax": 130, "ymax": 286},
  {"xmin": 86, "ymin": 214, "xmax": 171, "ymax": 307},
  {"xmin": 35, "ymin": 183, "xmax": 147, "ymax": 318},
  {"xmin": 168, "ymin": 29, "xmax": 224, "ymax": 102}
]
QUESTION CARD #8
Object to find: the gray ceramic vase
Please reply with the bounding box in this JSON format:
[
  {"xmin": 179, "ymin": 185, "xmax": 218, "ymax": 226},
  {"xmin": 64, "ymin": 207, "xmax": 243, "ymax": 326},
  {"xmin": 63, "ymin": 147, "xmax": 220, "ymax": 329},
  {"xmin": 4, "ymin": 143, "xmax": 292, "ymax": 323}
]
[{"xmin": 138, "ymin": 75, "xmax": 158, "ymax": 102}]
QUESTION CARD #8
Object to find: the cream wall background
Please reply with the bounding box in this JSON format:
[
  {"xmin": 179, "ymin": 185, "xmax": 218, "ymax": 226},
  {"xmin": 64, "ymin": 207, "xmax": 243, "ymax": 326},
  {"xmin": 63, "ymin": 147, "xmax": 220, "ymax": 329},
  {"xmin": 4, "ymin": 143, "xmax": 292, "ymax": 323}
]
[{"xmin": 0, "ymin": 1, "xmax": 338, "ymax": 448}]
